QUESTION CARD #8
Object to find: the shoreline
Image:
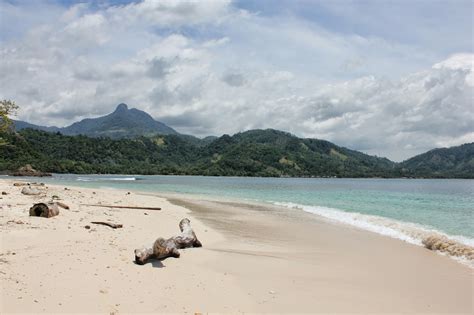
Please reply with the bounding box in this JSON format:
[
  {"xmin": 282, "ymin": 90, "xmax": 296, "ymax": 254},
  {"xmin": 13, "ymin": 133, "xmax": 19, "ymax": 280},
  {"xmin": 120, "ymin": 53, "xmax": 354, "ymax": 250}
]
[
  {"xmin": 5, "ymin": 175, "xmax": 474, "ymax": 267},
  {"xmin": 1, "ymin": 178, "xmax": 473, "ymax": 313}
]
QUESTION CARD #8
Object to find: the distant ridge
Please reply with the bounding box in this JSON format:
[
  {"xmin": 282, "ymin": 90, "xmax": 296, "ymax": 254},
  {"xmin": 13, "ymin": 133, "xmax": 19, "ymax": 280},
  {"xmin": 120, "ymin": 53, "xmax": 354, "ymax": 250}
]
[
  {"xmin": 399, "ymin": 142, "xmax": 474, "ymax": 178},
  {"xmin": 14, "ymin": 103, "xmax": 178, "ymax": 138},
  {"xmin": 5, "ymin": 106, "xmax": 473, "ymax": 178}
]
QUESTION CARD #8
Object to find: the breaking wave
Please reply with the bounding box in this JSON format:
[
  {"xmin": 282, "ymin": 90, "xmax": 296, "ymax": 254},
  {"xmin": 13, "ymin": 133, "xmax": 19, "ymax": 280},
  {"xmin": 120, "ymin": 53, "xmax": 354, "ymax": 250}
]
[{"xmin": 77, "ymin": 177, "xmax": 138, "ymax": 182}]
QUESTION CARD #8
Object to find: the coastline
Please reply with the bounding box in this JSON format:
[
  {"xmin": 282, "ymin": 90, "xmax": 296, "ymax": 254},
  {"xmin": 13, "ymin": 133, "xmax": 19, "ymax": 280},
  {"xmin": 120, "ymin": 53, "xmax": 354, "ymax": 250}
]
[{"xmin": 0, "ymin": 178, "xmax": 472, "ymax": 313}]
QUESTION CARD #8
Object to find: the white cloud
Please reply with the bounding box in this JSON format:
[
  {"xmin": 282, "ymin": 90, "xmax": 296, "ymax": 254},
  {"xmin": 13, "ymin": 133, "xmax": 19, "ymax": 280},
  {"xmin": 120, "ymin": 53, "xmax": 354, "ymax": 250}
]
[{"xmin": 0, "ymin": 0, "xmax": 472, "ymax": 161}]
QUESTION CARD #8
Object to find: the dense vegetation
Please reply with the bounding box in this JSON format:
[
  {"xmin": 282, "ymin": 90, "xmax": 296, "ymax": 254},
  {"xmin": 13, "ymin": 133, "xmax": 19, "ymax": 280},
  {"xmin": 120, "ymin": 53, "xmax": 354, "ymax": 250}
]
[
  {"xmin": 0, "ymin": 128, "xmax": 396, "ymax": 177},
  {"xmin": 399, "ymin": 143, "xmax": 474, "ymax": 178},
  {"xmin": 1, "ymin": 129, "xmax": 471, "ymax": 178}
]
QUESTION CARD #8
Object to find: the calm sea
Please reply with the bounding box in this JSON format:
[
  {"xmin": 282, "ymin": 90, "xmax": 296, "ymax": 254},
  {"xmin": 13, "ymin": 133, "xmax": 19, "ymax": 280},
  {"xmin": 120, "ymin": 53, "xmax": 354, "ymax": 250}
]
[{"xmin": 9, "ymin": 175, "xmax": 474, "ymax": 249}]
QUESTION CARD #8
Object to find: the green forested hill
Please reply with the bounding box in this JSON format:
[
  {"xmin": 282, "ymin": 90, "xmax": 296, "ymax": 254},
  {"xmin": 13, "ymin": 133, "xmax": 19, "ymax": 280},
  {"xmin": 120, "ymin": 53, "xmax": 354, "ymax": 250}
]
[
  {"xmin": 399, "ymin": 143, "xmax": 474, "ymax": 178},
  {"xmin": 1, "ymin": 129, "xmax": 399, "ymax": 177},
  {"xmin": 0, "ymin": 129, "xmax": 471, "ymax": 178}
]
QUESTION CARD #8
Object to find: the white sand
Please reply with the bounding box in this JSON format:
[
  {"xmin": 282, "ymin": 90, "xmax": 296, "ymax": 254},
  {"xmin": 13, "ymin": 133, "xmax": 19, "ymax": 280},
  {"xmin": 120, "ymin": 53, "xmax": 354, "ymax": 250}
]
[{"xmin": 0, "ymin": 178, "xmax": 472, "ymax": 313}]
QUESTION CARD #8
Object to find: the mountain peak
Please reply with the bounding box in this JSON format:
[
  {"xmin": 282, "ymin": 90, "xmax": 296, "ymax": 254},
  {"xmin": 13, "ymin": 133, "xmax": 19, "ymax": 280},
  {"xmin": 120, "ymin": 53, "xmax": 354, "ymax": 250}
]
[
  {"xmin": 115, "ymin": 103, "xmax": 129, "ymax": 112},
  {"xmin": 14, "ymin": 103, "xmax": 179, "ymax": 138}
]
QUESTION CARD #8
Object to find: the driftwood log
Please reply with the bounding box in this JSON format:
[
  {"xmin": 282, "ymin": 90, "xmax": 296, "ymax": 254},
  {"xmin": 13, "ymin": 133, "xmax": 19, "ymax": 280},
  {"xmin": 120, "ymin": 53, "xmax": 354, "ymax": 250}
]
[
  {"xmin": 55, "ymin": 202, "xmax": 70, "ymax": 210},
  {"xmin": 134, "ymin": 218, "xmax": 202, "ymax": 265},
  {"xmin": 29, "ymin": 203, "xmax": 59, "ymax": 218},
  {"xmin": 91, "ymin": 221, "xmax": 123, "ymax": 229},
  {"xmin": 422, "ymin": 235, "xmax": 474, "ymax": 260},
  {"xmin": 82, "ymin": 204, "xmax": 161, "ymax": 211}
]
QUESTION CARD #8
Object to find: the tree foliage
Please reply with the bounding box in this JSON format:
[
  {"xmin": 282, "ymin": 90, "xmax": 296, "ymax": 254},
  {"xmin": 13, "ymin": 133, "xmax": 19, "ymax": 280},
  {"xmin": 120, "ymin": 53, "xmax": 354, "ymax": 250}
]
[
  {"xmin": 0, "ymin": 128, "xmax": 471, "ymax": 178},
  {"xmin": 0, "ymin": 99, "xmax": 18, "ymax": 146}
]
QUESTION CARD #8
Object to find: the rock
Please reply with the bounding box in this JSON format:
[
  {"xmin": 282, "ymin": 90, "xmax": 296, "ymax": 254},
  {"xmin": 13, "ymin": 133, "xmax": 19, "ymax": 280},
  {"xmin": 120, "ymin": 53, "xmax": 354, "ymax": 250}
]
[
  {"xmin": 1, "ymin": 191, "xmax": 7, "ymax": 195},
  {"xmin": 21, "ymin": 187, "xmax": 41, "ymax": 196},
  {"xmin": 11, "ymin": 164, "xmax": 51, "ymax": 177}
]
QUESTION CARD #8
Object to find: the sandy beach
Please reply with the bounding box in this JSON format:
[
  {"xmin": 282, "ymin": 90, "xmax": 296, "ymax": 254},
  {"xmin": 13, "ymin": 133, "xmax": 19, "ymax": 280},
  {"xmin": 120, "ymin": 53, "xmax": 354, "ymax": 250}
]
[{"xmin": 0, "ymin": 178, "xmax": 472, "ymax": 313}]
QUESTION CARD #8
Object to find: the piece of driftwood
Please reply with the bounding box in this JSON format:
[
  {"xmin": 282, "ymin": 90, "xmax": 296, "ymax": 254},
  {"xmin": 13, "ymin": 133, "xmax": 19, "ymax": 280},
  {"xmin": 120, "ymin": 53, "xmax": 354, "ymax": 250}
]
[
  {"xmin": 134, "ymin": 218, "xmax": 202, "ymax": 265},
  {"xmin": 82, "ymin": 204, "xmax": 161, "ymax": 211},
  {"xmin": 13, "ymin": 182, "xmax": 29, "ymax": 186},
  {"xmin": 21, "ymin": 187, "xmax": 42, "ymax": 196},
  {"xmin": 29, "ymin": 203, "xmax": 59, "ymax": 218},
  {"xmin": 422, "ymin": 235, "xmax": 474, "ymax": 260},
  {"xmin": 91, "ymin": 221, "xmax": 123, "ymax": 229},
  {"xmin": 55, "ymin": 202, "xmax": 70, "ymax": 209}
]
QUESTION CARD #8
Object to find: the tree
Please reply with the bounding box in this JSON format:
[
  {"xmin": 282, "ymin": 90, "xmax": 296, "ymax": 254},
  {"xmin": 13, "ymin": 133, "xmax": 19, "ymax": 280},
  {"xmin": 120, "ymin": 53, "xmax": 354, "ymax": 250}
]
[{"xmin": 0, "ymin": 99, "xmax": 18, "ymax": 145}]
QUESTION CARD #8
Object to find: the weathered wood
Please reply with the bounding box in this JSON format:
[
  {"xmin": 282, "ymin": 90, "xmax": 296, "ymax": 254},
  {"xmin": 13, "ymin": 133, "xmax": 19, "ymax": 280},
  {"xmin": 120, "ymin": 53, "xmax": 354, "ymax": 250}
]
[
  {"xmin": 134, "ymin": 218, "xmax": 202, "ymax": 265},
  {"xmin": 82, "ymin": 204, "xmax": 161, "ymax": 211},
  {"xmin": 29, "ymin": 203, "xmax": 59, "ymax": 218},
  {"xmin": 55, "ymin": 202, "xmax": 70, "ymax": 209},
  {"xmin": 91, "ymin": 221, "xmax": 123, "ymax": 229},
  {"xmin": 422, "ymin": 235, "xmax": 474, "ymax": 260},
  {"xmin": 13, "ymin": 182, "xmax": 29, "ymax": 186}
]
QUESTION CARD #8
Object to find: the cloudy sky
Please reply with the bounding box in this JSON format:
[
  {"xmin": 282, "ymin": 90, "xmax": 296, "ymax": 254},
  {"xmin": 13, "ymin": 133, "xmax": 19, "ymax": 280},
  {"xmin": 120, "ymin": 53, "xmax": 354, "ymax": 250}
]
[{"xmin": 1, "ymin": 0, "xmax": 473, "ymax": 161}]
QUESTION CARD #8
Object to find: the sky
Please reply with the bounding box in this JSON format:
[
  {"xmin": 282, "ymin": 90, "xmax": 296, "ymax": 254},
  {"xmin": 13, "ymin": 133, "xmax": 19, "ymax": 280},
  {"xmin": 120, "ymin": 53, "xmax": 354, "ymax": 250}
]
[{"xmin": 0, "ymin": 0, "xmax": 473, "ymax": 161}]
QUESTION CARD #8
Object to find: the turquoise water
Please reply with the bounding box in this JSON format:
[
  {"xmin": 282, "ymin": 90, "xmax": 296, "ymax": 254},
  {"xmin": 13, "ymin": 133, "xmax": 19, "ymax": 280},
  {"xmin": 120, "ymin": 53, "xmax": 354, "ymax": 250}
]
[{"xmin": 9, "ymin": 175, "xmax": 474, "ymax": 246}]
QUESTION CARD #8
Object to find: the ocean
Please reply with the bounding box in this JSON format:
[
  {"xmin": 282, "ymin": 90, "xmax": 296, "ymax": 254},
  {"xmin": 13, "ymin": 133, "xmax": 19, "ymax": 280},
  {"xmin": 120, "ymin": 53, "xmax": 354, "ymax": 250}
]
[{"xmin": 10, "ymin": 174, "xmax": 474, "ymax": 254}]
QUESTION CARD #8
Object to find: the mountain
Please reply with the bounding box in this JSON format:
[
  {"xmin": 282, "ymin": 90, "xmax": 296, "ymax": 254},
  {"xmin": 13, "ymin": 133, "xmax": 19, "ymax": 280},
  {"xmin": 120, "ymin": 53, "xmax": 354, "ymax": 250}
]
[
  {"xmin": 13, "ymin": 120, "xmax": 60, "ymax": 133},
  {"xmin": 399, "ymin": 143, "xmax": 474, "ymax": 178},
  {"xmin": 3, "ymin": 120, "xmax": 472, "ymax": 178},
  {"xmin": 0, "ymin": 128, "xmax": 400, "ymax": 177},
  {"xmin": 14, "ymin": 103, "xmax": 178, "ymax": 138}
]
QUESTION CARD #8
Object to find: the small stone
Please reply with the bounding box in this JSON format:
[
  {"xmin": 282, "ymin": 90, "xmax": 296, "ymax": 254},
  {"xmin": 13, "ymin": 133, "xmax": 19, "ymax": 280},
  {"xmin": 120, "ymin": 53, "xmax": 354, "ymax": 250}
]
[
  {"xmin": 269, "ymin": 290, "xmax": 275, "ymax": 294},
  {"xmin": 84, "ymin": 225, "xmax": 91, "ymax": 229}
]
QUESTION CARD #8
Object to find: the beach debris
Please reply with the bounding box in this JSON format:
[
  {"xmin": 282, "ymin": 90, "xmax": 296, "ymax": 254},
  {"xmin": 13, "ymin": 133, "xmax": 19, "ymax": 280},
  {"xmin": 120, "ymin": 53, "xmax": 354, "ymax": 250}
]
[
  {"xmin": 134, "ymin": 218, "xmax": 202, "ymax": 265},
  {"xmin": 11, "ymin": 164, "xmax": 52, "ymax": 177},
  {"xmin": 51, "ymin": 195, "xmax": 60, "ymax": 200},
  {"xmin": 82, "ymin": 204, "xmax": 161, "ymax": 211},
  {"xmin": 422, "ymin": 235, "xmax": 474, "ymax": 260},
  {"xmin": 7, "ymin": 220, "xmax": 24, "ymax": 225},
  {"xmin": 91, "ymin": 221, "xmax": 123, "ymax": 229},
  {"xmin": 29, "ymin": 203, "xmax": 59, "ymax": 218},
  {"xmin": 55, "ymin": 202, "xmax": 70, "ymax": 210},
  {"xmin": 1, "ymin": 191, "xmax": 7, "ymax": 195},
  {"xmin": 13, "ymin": 182, "xmax": 29, "ymax": 186},
  {"xmin": 84, "ymin": 225, "xmax": 91, "ymax": 229},
  {"xmin": 21, "ymin": 187, "xmax": 42, "ymax": 196}
]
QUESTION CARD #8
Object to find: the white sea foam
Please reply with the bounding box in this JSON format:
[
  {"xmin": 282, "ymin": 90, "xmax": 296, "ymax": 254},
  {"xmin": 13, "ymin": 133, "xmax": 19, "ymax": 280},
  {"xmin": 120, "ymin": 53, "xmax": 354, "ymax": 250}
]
[
  {"xmin": 273, "ymin": 201, "xmax": 474, "ymax": 267},
  {"xmin": 77, "ymin": 177, "xmax": 137, "ymax": 182}
]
